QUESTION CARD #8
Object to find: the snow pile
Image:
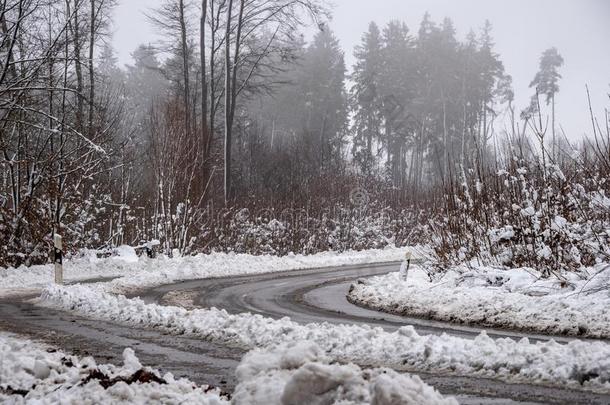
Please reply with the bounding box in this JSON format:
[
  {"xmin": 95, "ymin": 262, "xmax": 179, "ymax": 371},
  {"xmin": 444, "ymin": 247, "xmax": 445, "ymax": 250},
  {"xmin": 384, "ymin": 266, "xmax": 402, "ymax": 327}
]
[
  {"xmin": 348, "ymin": 265, "xmax": 610, "ymax": 338},
  {"xmin": 0, "ymin": 246, "xmax": 406, "ymax": 297},
  {"xmin": 112, "ymin": 245, "xmax": 140, "ymax": 263},
  {"xmin": 0, "ymin": 333, "xmax": 227, "ymax": 404},
  {"xmin": 232, "ymin": 341, "xmax": 456, "ymax": 405},
  {"xmin": 0, "ymin": 332, "xmax": 455, "ymax": 405},
  {"xmin": 39, "ymin": 284, "xmax": 610, "ymax": 392}
]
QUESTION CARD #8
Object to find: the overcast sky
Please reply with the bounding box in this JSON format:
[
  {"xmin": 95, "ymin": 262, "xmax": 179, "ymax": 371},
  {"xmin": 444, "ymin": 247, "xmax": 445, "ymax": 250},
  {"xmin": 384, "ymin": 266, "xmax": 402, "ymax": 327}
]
[{"xmin": 113, "ymin": 0, "xmax": 610, "ymax": 141}]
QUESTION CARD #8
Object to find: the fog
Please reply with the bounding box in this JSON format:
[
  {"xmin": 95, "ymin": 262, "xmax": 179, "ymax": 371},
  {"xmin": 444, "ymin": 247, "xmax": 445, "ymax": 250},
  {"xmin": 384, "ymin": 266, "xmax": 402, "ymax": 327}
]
[
  {"xmin": 114, "ymin": 0, "xmax": 610, "ymax": 141},
  {"xmin": 3, "ymin": 0, "xmax": 610, "ymax": 267}
]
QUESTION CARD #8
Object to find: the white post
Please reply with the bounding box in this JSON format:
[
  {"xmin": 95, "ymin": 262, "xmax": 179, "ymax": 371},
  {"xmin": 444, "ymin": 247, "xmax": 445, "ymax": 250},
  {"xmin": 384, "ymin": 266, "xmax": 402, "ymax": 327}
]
[
  {"xmin": 54, "ymin": 234, "xmax": 63, "ymax": 284},
  {"xmin": 403, "ymin": 248, "xmax": 412, "ymax": 282}
]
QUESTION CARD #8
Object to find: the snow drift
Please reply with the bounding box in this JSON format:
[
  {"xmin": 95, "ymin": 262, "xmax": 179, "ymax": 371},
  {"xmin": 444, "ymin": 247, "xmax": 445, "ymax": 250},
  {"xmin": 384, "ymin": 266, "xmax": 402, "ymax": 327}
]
[
  {"xmin": 39, "ymin": 284, "xmax": 610, "ymax": 392},
  {"xmin": 348, "ymin": 265, "xmax": 610, "ymax": 338}
]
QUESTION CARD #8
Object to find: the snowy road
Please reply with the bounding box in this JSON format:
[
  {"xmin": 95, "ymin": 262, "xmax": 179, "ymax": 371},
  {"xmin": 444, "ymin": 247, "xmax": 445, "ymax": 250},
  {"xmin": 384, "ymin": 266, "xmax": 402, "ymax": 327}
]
[
  {"xmin": 138, "ymin": 262, "xmax": 609, "ymax": 404},
  {"xmin": 2, "ymin": 262, "xmax": 610, "ymax": 404},
  {"xmin": 144, "ymin": 261, "xmax": 579, "ymax": 343}
]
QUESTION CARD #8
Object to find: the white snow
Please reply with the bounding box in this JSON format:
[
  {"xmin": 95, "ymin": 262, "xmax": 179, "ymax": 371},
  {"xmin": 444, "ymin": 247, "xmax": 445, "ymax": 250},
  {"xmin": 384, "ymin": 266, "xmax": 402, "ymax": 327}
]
[
  {"xmin": 0, "ymin": 333, "xmax": 228, "ymax": 404},
  {"xmin": 0, "ymin": 333, "xmax": 455, "ymax": 405},
  {"xmin": 233, "ymin": 341, "xmax": 456, "ymax": 405},
  {"xmin": 113, "ymin": 245, "xmax": 140, "ymax": 263},
  {"xmin": 38, "ymin": 284, "xmax": 610, "ymax": 392},
  {"xmin": 552, "ymin": 215, "xmax": 568, "ymax": 230},
  {"xmin": 488, "ymin": 226, "xmax": 515, "ymax": 243},
  {"xmin": 348, "ymin": 264, "xmax": 610, "ymax": 338},
  {"xmin": 520, "ymin": 206, "xmax": 536, "ymax": 217},
  {"xmin": 0, "ymin": 246, "xmax": 407, "ymax": 297}
]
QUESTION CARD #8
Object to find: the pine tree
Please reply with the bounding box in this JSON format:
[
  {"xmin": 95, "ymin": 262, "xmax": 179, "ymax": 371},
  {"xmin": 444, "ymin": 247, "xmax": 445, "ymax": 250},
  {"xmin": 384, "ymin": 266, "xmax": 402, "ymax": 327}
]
[
  {"xmin": 380, "ymin": 20, "xmax": 412, "ymax": 187},
  {"xmin": 351, "ymin": 22, "xmax": 383, "ymax": 175},
  {"xmin": 97, "ymin": 43, "xmax": 122, "ymax": 83},
  {"xmin": 301, "ymin": 28, "xmax": 348, "ymax": 172},
  {"xmin": 477, "ymin": 20, "xmax": 505, "ymax": 145},
  {"xmin": 529, "ymin": 47, "xmax": 564, "ymax": 157}
]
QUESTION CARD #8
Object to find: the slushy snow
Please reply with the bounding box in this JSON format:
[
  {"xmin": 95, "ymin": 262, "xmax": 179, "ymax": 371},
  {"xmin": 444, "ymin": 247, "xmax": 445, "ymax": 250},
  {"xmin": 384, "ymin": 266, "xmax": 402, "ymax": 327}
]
[
  {"xmin": 233, "ymin": 341, "xmax": 456, "ymax": 405},
  {"xmin": 0, "ymin": 332, "xmax": 227, "ymax": 404},
  {"xmin": 0, "ymin": 333, "xmax": 454, "ymax": 405}
]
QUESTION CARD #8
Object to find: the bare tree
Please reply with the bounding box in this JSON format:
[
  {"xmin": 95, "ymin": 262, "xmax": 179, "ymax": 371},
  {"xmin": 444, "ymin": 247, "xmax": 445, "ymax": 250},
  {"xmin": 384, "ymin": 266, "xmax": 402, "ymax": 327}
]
[
  {"xmin": 222, "ymin": 0, "xmax": 327, "ymax": 204},
  {"xmin": 0, "ymin": 0, "xmax": 121, "ymax": 265}
]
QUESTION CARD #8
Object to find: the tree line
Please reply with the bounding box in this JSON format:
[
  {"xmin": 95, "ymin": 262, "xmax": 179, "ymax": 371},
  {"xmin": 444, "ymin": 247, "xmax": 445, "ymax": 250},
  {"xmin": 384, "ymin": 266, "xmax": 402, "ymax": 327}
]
[{"xmin": 2, "ymin": 0, "xmax": 604, "ymax": 268}]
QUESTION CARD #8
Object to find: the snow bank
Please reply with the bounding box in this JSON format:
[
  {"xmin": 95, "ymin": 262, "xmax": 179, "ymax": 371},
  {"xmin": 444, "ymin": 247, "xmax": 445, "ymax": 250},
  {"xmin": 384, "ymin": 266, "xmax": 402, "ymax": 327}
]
[
  {"xmin": 233, "ymin": 341, "xmax": 456, "ymax": 405},
  {"xmin": 0, "ymin": 331, "xmax": 455, "ymax": 405},
  {"xmin": 0, "ymin": 246, "xmax": 406, "ymax": 297},
  {"xmin": 348, "ymin": 264, "xmax": 610, "ymax": 338},
  {"xmin": 39, "ymin": 284, "xmax": 610, "ymax": 392},
  {"xmin": 0, "ymin": 333, "xmax": 227, "ymax": 404}
]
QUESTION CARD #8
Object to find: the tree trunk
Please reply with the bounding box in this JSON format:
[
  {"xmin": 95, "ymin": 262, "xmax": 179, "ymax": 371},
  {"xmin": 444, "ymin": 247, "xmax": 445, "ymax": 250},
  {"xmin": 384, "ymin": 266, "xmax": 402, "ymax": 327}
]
[
  {"xmin": 223, "ymin": 0, "xmax": 234, "ymax": 204},
  {"xmin": 178, "ymin": 0, "xmax": 191, "ymax": 136},
  {"xmin": 224, "ymin": 0, "xmax": 245, "ymax": 204},
  {"xmin": 71, "ymin": 0, "xmax": 85, "ymax": 133},
  {"xmin": 208, "ymin": 0, "xmax": 218, "ymax": 147},
  {"xmin": 200, "ymin": 0, "xmax": 208, "ymax": 150},
  {"xmin": 551, "ymin": 93, "xmax": 557, "ymax": 161},
  {"xmin": 88, "ymin": 0, "xmax": 95, "ymax": 139}
]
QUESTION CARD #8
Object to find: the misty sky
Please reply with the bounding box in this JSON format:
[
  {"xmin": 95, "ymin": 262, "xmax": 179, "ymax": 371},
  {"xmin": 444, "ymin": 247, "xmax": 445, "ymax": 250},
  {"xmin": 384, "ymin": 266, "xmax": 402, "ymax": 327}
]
[{"xmin": 112, "ymin": 0, "xmax": 610, "ymax": 141}]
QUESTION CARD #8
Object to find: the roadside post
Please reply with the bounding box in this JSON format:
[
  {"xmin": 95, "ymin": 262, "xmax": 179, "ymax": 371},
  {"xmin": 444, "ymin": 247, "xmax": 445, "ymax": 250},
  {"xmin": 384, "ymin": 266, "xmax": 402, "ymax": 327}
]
[
  {"xmin": 54, "ymin": 234, "xmax": 63, "ymax": 284},
  {"xmin": 402, "ymin": 248, "xmax": 412, "ymax": 282}
]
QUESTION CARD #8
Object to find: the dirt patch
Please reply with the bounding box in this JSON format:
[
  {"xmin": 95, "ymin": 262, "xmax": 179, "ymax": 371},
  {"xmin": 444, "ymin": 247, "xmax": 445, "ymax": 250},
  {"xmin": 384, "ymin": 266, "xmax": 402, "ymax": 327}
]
[
  {"xmin": 160, "ymin": 290, "xmax": 200, "ymax": 309},
  {"xmin": 82, "ymin": 368, "xmax": 166, "ymax": 388}
]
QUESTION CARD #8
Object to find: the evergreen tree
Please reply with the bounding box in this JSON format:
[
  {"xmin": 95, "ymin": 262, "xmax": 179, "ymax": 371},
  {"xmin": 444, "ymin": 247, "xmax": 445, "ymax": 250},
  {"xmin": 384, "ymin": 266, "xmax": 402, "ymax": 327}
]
[
  {"xmin": 530, "ymin": 47, "xmax": 564, "ymax": 105},
  {"xmin": 351, "ymin": 22, "xmax": 383, "ymax": 175},
  {"xmin": 230, "ymin": 29, "xmax": 348, "ymax": 196},
  {"xmin": 97, "ymin": 43, "xmax": 123, "ymax": 83},
  {"xmin": 477, "ymin": 20, "xmax": 506, "ymax": 146},
  {"xmin": 380, "ymin": 20, "xmax": 413, "ymax": 187},
  {"xmin": 530, "ymin": 47, "xmax": 564, "ymax": 156},
  {"xmin": 300, "ymin": 28, "xmax": 348, "ymax": 171}
]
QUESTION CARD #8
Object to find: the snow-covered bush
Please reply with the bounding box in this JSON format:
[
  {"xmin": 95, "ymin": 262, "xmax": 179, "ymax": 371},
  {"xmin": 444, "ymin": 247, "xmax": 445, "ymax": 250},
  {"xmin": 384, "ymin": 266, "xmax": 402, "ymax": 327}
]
[
  {"xmin": 0, "ymin": 184, "xmax": 114, "ymax": 268},
  {"xmin": 200, "ymin": 203, "xmax": 425, "ymax": 256},
  {"xmin": 429, "ymin": 144, "xmax": 610, "ymax": 276}
]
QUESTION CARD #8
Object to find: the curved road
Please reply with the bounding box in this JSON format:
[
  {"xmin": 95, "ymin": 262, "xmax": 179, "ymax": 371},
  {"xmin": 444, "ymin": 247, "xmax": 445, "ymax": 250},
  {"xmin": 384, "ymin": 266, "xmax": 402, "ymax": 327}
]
[
  {"xmin": 1, "ymin": 262, "xmax": 609, "ymax": 404},
  {"xmin": 145, "ymin": 262, "xmax": 578, "ymax": 342}
]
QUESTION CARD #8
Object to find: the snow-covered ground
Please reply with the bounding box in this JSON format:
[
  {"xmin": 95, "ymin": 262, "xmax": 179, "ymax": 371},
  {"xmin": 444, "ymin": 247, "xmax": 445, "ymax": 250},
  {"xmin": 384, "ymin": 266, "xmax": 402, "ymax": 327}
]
[
  {"xmin": 0, "ymin": 333, "xmax": 453, "ymax": 405},
  {"xmin": 7, "ymin": 246, "xmax": 610, "ymax": 397},
  {"xmin": 348, "ymin": 264, "xmax": 610, "ymax": 339},
  {"xmin": 0, "ymin": 246, "xmax": 407, "ymax": 297},
  {"xmin": 38, "ymin": 284, "xmax": 610, "ymax": 393},
  {"xmin": 0, "ymin": 332, "xmax": 228, "ymax": 404},
  {"xmin": 233, "ymin": 341, "xmax": 456, "ymax": 405}
]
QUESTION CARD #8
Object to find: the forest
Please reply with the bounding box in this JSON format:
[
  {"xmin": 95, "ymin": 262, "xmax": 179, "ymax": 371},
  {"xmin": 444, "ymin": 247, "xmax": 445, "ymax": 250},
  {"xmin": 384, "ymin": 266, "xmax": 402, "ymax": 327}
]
[{"xmin": 1, "ymin": 0, "xmax": 609, "ymax": 276}]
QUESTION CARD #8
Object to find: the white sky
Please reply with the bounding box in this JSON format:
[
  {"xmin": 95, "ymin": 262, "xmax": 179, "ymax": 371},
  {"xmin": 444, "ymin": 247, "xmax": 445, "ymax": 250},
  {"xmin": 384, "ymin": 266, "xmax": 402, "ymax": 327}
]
[{"xmin": 113, "ymin": 0, "xmax": 610, "ymax": 141}]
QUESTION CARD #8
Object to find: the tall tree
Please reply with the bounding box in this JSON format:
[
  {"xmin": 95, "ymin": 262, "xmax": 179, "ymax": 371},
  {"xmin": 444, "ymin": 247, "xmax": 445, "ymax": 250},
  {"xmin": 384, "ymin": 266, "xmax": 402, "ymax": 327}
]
[
  {"xmin": 529, "ymin": 47, "xmax": 564, "ymax": 157},
  {"xmin": 477, "ymin": 20, "xmax": 505, "ymax": 151},
  {"xmin": 301, "ymin": 28, "xmax": 348, "ymax": 172},
  {"xmin": 379, "ymin": 20, "xmax": 412, "ymax": 188},
  {"xmin": 351, "ymin": 22, "xmax": 383, "ymax": 176},
  {"xmin": 221, "ymin": 0, "xmax": 327, "ymax": 204},
  {"xmin": 147, "ymin": 0, "xmax": 195, "ymax": 136}
]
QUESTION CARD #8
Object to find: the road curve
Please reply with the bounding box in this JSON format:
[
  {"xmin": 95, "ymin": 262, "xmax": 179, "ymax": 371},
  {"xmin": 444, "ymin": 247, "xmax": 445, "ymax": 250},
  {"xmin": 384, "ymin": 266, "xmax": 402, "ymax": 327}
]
[
  {"xmin": 147, "ymin": 262, "xmax": 580, "ymax": 342},
  {"xmin": 1, "ymin": 262, "xmax": 609, "ymax": 404},
  {"xmin": 140, "ymin": 262, "xmax": 610, "ymax": 404}
]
